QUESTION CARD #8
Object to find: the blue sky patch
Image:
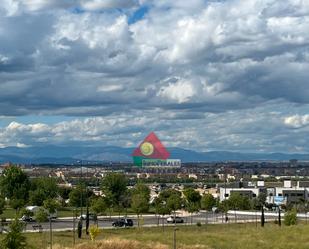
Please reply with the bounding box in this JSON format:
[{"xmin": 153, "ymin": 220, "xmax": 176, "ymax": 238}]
[{"xmin": 128, "ymin": 5, "xmax": 149, "ymax": 24}]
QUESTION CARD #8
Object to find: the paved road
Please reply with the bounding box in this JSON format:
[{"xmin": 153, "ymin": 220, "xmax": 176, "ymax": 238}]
[
  {"xmin": 20, "ymin": 212, "xmax": 271, "ymax": 232},
  {"xmin": 4, "ymin": 210, "xmax": 306, "ymax": 233}
]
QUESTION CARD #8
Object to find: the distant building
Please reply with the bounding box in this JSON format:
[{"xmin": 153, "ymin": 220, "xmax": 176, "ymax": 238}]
[
  {"xmin": 219, "ymin": 179, "xmax": 309, "ymax": 205},
  {"xmin": 220, "ymin": 187, "xmax": 261, "ymax": 201}
]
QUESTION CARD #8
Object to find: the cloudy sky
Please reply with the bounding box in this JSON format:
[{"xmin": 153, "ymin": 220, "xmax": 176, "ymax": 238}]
[{"xmin": 0, "ymin": 0, "xmax": 309, "ymax": 153}]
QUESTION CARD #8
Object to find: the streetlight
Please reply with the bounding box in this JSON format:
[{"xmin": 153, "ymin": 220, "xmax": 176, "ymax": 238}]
[
  {"xmin": 73, "ymin": 208, "xmax": 76, "ymax": 246},
  {"xmin": 261, "ymin": 205, "xmax": 265, "ymax": 227},
  {"xmin": 162, "ymin": 200, "xmax": 166, "ymax": 232},
  {"xmin": 278, "ymin": 206, "xmax": 281, "ymax": 227},
  {"xmin": 79, "ymin": 160, "xmax": 83, "ymax": 217},
  {"xmin": 86, "ymin": 166, "xmax": 90, "ymax": 235}
]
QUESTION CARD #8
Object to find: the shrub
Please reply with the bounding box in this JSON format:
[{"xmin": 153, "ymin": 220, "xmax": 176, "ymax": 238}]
[
  {"xmin": 89, "ymin": 225, "xmax": 100, "ymax": 241},
  {"xmin": 196, "ymin": 222, "xmax": 202, "ymax": 227},
  {"xmin": 1, "ymin": 218, "xmax": 27, "ymax": 249},
  {"xmin": 284, "ymin": 209, "xmax": 297, "ymax": 226}
]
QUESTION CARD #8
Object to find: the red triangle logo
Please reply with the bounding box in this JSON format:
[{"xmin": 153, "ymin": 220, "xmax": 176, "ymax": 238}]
[{"xmin": 132, "ymin": 132, "xmax": 170, "ymax": 159}]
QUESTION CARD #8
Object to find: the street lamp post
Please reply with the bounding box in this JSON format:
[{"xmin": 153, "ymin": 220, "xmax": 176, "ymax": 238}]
[
  {"xmin": 278, "ymin": 206, "xmax": 281, "ymax": 227},
  {"xmin": 162, "ymin": 201, "xmax": 166, "ymax": 232},
  {"xmin": 85, "ymin": 198, "xmax": 89, "ymax": 234},
  {"xmin": 80, "ymin": 161, "xmax": 83, "ymax": 217},
  {"xmin": 261, "ymin": 205, "xmax": 265, "ymax": 227},
  {"xmin": 73, "ymin": 208, "xmax": 76, "ymax": 246},
  {"xmin": 49, "ymin": 217, "xmax": 52, "ymax": 249}
]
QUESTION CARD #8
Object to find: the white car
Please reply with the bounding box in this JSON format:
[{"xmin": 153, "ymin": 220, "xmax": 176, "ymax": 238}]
[
  {"xmin": 78, "ymin": 214, "xmax": 97, "ymax": 220},
  {"xmin": 166, "ymin": 216, "xmax": 184, "ymax": 223}
]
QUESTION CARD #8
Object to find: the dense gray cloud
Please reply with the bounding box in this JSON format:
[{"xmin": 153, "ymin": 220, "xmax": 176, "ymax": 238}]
[{"xmin": 1, "ymin": 0, "xmax": 309, "ymax": 152}]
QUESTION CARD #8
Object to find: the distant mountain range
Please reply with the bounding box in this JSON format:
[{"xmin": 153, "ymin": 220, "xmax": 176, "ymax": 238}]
[{"xmin": 0, "ymin": 145, "xmax": 309, "ymax": 164}]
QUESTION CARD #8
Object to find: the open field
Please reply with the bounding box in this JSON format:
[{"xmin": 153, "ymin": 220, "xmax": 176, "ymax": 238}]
[{"xmin": 1, "ymin": 223, "xmax": 309, "ymax": 249}]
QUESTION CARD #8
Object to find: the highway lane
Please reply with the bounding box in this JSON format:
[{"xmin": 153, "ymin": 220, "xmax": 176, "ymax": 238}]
[
  {"xmin": 23, "ymin": 216, "xmax": 178, "ymax": 232},
  {"xmin": 9, "ymin": 210, "xmax": 302, "ymax": 232},
  {"xmin": 20, "ymin": 213, "xmax": 262, "ymax": 232}
]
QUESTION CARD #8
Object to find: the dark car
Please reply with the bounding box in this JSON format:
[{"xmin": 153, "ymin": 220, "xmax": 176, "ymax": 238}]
[
  {"xmin": 112, "ymin": 218, "xmax": 134, "ymax": 227},
  {"xmin": 21, "ymin": 215, "xmax": 35, "ymax": 222}
]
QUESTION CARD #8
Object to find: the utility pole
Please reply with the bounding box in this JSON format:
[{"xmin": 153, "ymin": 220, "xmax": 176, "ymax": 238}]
[
  {"xmin": 49, "ymin": 218, "xmax": 52, "ymax": 249},
  {"xmin": 80, "ymin": 161, "xmax": 83, "ymax": 216},
  {"xmin": 261, "ymin": 206, "xmax": 265, "ymax": 227},
  {"xmin": 278, "ymin": 207, "xmax": 281, "ymax": 227},
  {"xmin": 73, "ymin": 209, "xmax": 76, "ymax": 246},
  {"xmin": 86, "ymin": 166, "xmax": 90, "ymax": 235},
  {"xmin": 224, "ymin": 171, "xmax": 228, "ymax": 223},
  {"xmin": 173, "ymin": 227, "xmax": 178, "ymax": 249},
  {"xmin": 79, "ymin": 160, "xmax": 83, "ymax": 237}
]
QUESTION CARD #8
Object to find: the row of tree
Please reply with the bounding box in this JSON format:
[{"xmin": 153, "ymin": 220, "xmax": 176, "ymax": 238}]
[
  {"xmin": 0, "ymin": 165, "xmax": 272, "ymax": 219},
  {"xmin": 0, "ymin": 166, "xmax": 217, "ymax": 218}
]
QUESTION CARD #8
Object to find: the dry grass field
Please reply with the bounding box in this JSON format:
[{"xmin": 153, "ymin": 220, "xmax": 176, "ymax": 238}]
[{"xmin": 2, "ymin": 223, "xmax": 309, "ymax": 249}]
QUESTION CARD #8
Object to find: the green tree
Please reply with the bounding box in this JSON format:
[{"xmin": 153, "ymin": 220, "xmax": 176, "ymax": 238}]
[
  {"xmin": 9, "ymin": 199, "xmax": 25, "ymax": 213},
  {"xmin": 201, "ymin": 193, "xmax": 216, "ymax": 211},
  {"xmin": 183, "ymin": 188, "xmax": 201, "ymax": 211},
  {"xmin": 91, "ymin": 197, "xmax": 107, "ymax": 215},
  {"xmin": 153, "ymin": 197, "xmax": 169, "ymax": 229},
  {"xmin": 218, "ymin": 199, "xmax": 229, "ymax": 212},
  {"xmin": 228, "ymin": 193, "xmax": 251, "ymax": 210},
  {"xmin": 0, "ymin": 166, "xmax": 30, "ymax": 211},
  {"xmin": 43, "ymin": 199, "xmax": 59, "ymax": 249},
  {"xmin": 69, "ymin": 184, "xmax": 87, "ymax": 207},
  {"xmin": 34, "ymin": 208, "xmax": 48, "ymax": 223},
  {"xmin": 29, "ymin": 189, "xmax": 46, "ymax": 207},
  {"xmin": 154, "ymin": 189, "xmax": 182, "ymax": 227},
  {"xmin": 0, "ymin": 197, "xmax": 5, "ymax": 215},
  {"xmin": 1, "ymin": 218, "xmax": 27, "ymax": 249},
  {"xmin": 29, "ymin": 177, "xmax": 59, "ymax": 206},
  {"xmin": 43, "ymin": 198, "xmax": 59, "ymax": 215},
  {"xmin": 258, "ymin": 192, "xmax": 267, "ymax": 205},
  {"xmin": 183, "ymin": 188, "xmax": 201, "ymax": 223},
  {"xmin": 166, "ymin": 193, "xmax": 182, "ymax": 217},
  {"xmin": 154, "ymin": 197, "xmax": 169, "ymax": 216},
  {"xmin": 119, "ymin": 191, "xmax": 131, "ymax": 217},
  {"xmin": 131, "ymin": 183, "xmax": 150, "ymax": 201},
  {"xmin": 284, "ymin": 209, "xmax": 297, "ymax": 226},
  {"xmin": 131, "ymin": 193, "xmax": 149, "ymax": 227},
  {"xmin": 101, "ymin": 173, "xmax": 128, "ymax": 210}
]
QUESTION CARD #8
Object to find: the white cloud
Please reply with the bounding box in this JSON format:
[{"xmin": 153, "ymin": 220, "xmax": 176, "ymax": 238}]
[
  {"xmin": 159, "ymin": 80, "xmax": 195, "ymax": 103},
  {"xmin": 284, "ymin": 114, "xmax": 309, "ymax": 128},
  {"xmin": 16, "ymin": 142, "xmax": 29, "ymax": 148},
  {"xmin": 2, "ymin": 0, "xmax": 20, "ymax": 16},
  {"xmin": 97, "ymin": 85, "xmax": 123, "ymax": 92}
]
